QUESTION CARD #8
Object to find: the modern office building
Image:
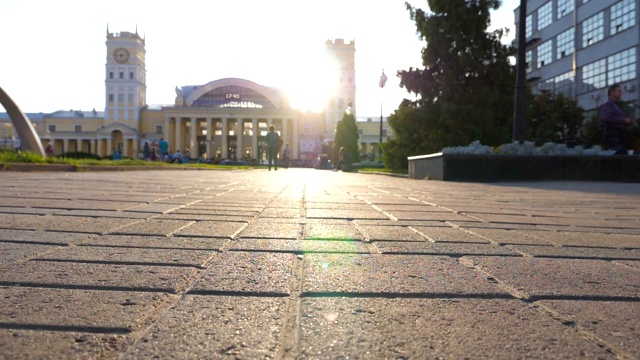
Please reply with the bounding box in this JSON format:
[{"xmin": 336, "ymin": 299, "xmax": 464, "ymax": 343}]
[
  {"xmin": 1, "ymin": 30, "xmax": 393, "ymax": 161},
  {"xmin": 516, "ymin": 0, "xmax": 639, "ymax": 118}
]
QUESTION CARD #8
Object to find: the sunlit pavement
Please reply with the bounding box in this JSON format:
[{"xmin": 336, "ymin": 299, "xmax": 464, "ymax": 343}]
[{"xmin": 0, "ymin": 168, "xmax": 639, "ymax": 359}]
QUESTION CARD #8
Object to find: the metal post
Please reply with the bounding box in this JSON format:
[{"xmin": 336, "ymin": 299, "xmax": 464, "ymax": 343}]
[
  {"xmin": 379, "ymin": 70, "xmax": 387, "ymax": 161},
  {"xmin": 513, "ymin": 0, "xmax": 527, "ymax": 142}
]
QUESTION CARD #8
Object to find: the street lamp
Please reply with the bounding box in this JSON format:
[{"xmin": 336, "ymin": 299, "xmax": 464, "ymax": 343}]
[{"xmin": 379, "ymin": 69, "xmax": 387, "ymax": 161}]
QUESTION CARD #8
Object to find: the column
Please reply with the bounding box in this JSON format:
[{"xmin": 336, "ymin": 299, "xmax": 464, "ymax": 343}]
[
  {"xmin": 132, "ymin": 139, "xmax": 139, "ymax": 159},
  {"xmin": 175, "ymin": 118, "xmax": 183, "ymax": 154},
  {"xmin": 252, "ymin": 118, "xmax": 258, "ymax": 159},
  {"xmin": 190, "ymin": 117, "xmax": 197, "ymax": 158},
  {"xmin": 281, "ymin": 118, "xmax": 288, "ymax": 154},
  {"xmin": 106, "ymin": 138, "xmax": 112, "ymax": 156},
  {"xmin": 97, "ymin": 139, "xmax": 103, "ymax": 157},
  {"xmin": 292, "ymin": 117, "xmax": 299, "ymax": 159},
  {"xmin": 164, "ymin": 117, "xmax": 173, "ymax": 151},
  {"xmin": 236, "ymin": 118, "xmax": 244, "ymax": 160},
  {"xmin": 123, "ymin": 138, "xmax": 129, "ymax": 158},
  {"xmin": 206, "ymin": 118, "xmax": 213, "ymax": 159},
  {"xmin": 221, "ymin": 118, "xmax": 228, "ymax": 159},
  {"xmin": 63, "ymin": 139, "xmax": 69, "ymax": 154}
]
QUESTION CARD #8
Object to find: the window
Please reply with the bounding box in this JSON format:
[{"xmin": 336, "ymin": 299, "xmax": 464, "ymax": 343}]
[
  {"xmin": 108, "ymin": 94, "xmax": 114, "ymax": 102},
  {"xmin": 382, "ymin": 129, "xmax": 388, "ymax": 137},
  {"xmin": 582, "ymin": 58, "xmax": 607, "ymax": 93},
  {"xmin": 128, "ymin": 94, "xmax": 133, "ymax": 103},
  {"xmin": 525, "ymin": 50, "xmax": 533, "ymax": 73},
  {"xmin": 556, "ymin": 28, "xmax": 574, "ymax": 59},
  {"xmin": 525, "ymin": 14, "xmax": 533, "ymax": 38},
  {"xmin": 74, "ymin": 125, "xmax": 82, "ymax": 133},
  {"xmin": 358, "ymin": 129, "xmax": 364, "ymax": 135},
  {"xmin": 610, "ymin": 0, "xmax": 636, "ymax": 36},
  {"xmin": 155, "ymin": 125, "xmax": 163, "ymax": 134},
  {"xmin": 554, "ymin": 71, "xmax": 575, "ymax": 97},
  {"xmin": 118, "ymin": 94, "xmax": 124, "ymax": 103},
  {"xmin": 537, "ymin": 2, "xmax": 553, "ymax": 30},
  {"xmin": 608, "ymin": 48, "xmax": 636, "ymax": 84},
  {"xmin": 129, "ymin": 72, "xmax": 134, "ymax": 79},
  {"xmin": 119, "ymin": 72, "xmax": 124, "ymax": 79},
  {"xmin": 109, "ymin": 72, "xmax": 114, "ymax": 79},
  {"xmin": 582, "ymin": 12, "xmax": 604, "ymax": 47},
  {"xmin": 557, "ymin": 0, "xmax": 573, "ymax": 18},
  {"xmin": 48, "ymin": 124, "xmax": 56, "ymax": 132},
  {"xmin": 537, "ymin": 40, "xmax": 553, "ymax": 68}
]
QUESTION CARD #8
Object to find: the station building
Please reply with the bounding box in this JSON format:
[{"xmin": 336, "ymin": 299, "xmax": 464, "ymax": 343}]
[{"xmin": 1, "ymin": 29, "xmax": 394, "ymax": 161}]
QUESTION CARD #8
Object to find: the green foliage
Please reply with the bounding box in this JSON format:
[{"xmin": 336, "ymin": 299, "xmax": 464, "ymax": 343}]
[
  {"xmin": 62, "ymin": 151, "xmax": 101, "ymax": 160},
  {"xmin": 334, "ymin": 112, "xmax": 360, "ymax": 163},
  {"xmin": 526, "ymin": 92, "xmax": 584, "ymax": 145},
  {"xmin": 385, "ymin": 0, "xmax": 515, "ymax": 169},
  {"xmin": 0, "ymin": 150, "xmax": 47, "ymax": 164}
]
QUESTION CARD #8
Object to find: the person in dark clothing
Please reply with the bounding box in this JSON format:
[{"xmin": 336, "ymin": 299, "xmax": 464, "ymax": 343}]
[
  {"xmin": 599, "ymin": 84, "xmax": 635, "ymax": 154},
  {"xmin": 265, "ymin": 125, "xmax": 280, "ymax": 171}
]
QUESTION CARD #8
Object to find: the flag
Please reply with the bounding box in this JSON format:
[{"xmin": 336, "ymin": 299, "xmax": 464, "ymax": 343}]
[{"xmin": 379, "ymin": 70, "xmax": 387, "ymax": 88}]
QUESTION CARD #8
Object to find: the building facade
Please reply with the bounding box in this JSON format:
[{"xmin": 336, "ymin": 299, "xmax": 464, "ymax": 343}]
[
  {"xmin": 1, "ymin": 30, "xmax": 394, "ymax": 161},
  {"xmin": 516, "ymin": 0, "xmax": 639, "ymax": 117}
]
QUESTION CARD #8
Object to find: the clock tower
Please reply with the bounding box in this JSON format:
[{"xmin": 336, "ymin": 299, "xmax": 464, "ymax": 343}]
[{"xmin": 105, "ymin": 28, "xmax": 146, "ymax": 124}]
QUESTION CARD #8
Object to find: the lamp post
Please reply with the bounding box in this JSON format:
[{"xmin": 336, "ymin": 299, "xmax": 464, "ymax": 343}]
[
  {"xmin": 513, "ymin": 0, "xmax": 527, "ymax": 142},
  {"xmin": 379, "ymin": 69, "xmax": 387, "ymax": 161}
]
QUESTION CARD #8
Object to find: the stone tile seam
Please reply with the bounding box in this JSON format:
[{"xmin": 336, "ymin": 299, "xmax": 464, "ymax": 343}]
[{"xmin": 275, "ymin": 255, "xmax": 304, "ymax": 359}]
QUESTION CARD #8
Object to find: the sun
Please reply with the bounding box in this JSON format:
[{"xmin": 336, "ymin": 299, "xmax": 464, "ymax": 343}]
[{"xmin": 282, "ymin": 49, "xmax": 340, "ymax": 113}]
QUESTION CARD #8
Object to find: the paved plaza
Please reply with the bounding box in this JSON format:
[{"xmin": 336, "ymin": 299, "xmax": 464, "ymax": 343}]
[{"xmin": 0, "ymin": 168, "xmax": 639, "ymax": 359}]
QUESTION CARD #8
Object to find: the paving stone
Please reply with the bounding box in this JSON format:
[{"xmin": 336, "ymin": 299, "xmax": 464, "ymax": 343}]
[
  {"xmin": 237, "ymin": 222, "xmax": 300, "ymax": 239},
  {"xmin": 469, "ymin": 256, "xmax": 640, "ymax": 299},
  {"xmin": 613, "ymin": 260, "xmax": 640, "ymax": 271},
  {"xmin": 107, "ymin": 219, "xmax": 193, "ymax": 236},
  {"xmin": 304, "ymin": 224, "xmax": 363, "ymax": 241},
  {"xmin": 306, "ymin": 209, "xmax": 388, "ymax": 220},
  {"xmin": 374, "ymin": 241, "xmax": 520, "ymax": 256},
  {"xmin": 122, "ymin": 203, "xmax": 185, "ymax": 214},
  {"xmin": 389, "ymin": 211, "xmax": 475, "ymax": 222},
  {"xmin": 520, "ymin": 230, "xmax": 640, "ymax": 249},
  {"xmin": 31, "ymin": 246, "xmax": 216, "ymax": 268},
  {"xmin": 0, "ymin": 242, "xmax": 63, "ymax": 264},
  {"xmin": 0, "ymin": 330, "xmax": 129, "ymax": 360},
  {"xmin": 537, "ymin": 300, "xmax": 640, "ymax": 358},
  {"xmin": 0, "ymin": 214, "xmax": 139, "ymax": 234},
  {"xmin": 506, "ymin": 244, "xmax": 640, "ymax": 260},
  {"xmin": 0, "ymin": 230, "xmax": 93, "ymax": 245},
  {"xmin": 357, "ymin": 225, "xmax": 426, "ymax": 241},
  {"xmin": 190, "ymin": 252, "xmax": 295, "ymax": 295},
  {"xmin": 464, "ymin": 228, "xmax": 552, "ymax": 245},
  {"xmin": 0, "ymin": 207, "xmax": 58, "ymax": 215},
  {"xmin": 156, "ymin": 213, "xmax": 253, "ymax": 222},
  {"xmin": 75, "ymin": 235, "xmax": 227, "ymax": 250},
  {"xmin": 412, "ymin": 226, "xmax": 490, "ymax": 243},
  {"xmin": 298, "ymin": 298, "xmax": 613, "ymax": 359},
  {"xmin": 302, "ymin": 254, "xmax": 507, "ymax": 296},
  {"xmin": 229, "ymin": 239, "xmax": 371, "ymax": 254},
  {"xmin": 0, "ymin": 287, "xmax": 175, "ymax": 330},
  {"xmin": 174, "ymin": 221, "xmax": 247, "ymax": 238},
  {"xmin": 0, "ymin": 262, "xmax": 199, "ymax": 293},
  {"xmin": 122, "ymin": 295, "xmax": 287, "ymax": 359},
  {"xmin": 259, "ymin": 207, "xmax": 301, "ymax": 218}
]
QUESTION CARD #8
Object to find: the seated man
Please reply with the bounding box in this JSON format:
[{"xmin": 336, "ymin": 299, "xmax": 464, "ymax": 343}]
[{"xmin": 334, "ymin": 147, "xmax": 352, "ymax": 172}]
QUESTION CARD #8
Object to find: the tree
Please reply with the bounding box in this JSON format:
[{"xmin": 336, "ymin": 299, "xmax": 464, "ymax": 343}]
[
  {"xmin": 334, "ymin": 111, "xmax": 360, "ymax": 164},
  {"xmin": 385, "ymin": 0, "xmax": 515, "ymax": 169},
  {"xmin": 526, "ymin": 92, "xmax": 584, "ymax": 145}
]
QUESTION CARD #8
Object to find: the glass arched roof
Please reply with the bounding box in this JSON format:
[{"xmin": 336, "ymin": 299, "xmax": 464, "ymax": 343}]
[{"xmin": 191, "ymin": 85, "xmax": 275, "ymax": 109}]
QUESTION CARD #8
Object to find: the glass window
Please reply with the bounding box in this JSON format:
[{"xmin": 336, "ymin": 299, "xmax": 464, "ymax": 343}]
[
  {"xmin": 537, "ymin": 2, "xmax": 553, "ymax": 30},
  {"xmin": 525, "ymin": 50, "xmax": 533, "ymax": 73},
  {"xmin": 108, "ymin": 94, "xmax": 114, "ymax": 102},
  {"xmin": 128, "ymin": 94, "xmax": 133, "ymax": 103},
  {"xmin": 109, "ymin": 72, "xmax": 113, "ymax": 79},
  {"xmin": 74, "ymin": 125, "xmax": 82, "ymax": 133},
  {"xmin": 155, "ymin": 125, "xmax": 163, "ymax": 134},
  {"xmin": 556, "ymin": 28, "xmax": 574, "ymax": 59},
  {"xmin": 537, "ymin": 40, "xmax": 553, "ymax": 68},
  {"xmin": 48, "ymin": 124, "xmax": 56, "ymax": 132},
  {"xmin": 582, "ymin": 58, "xmax": 607, "ymax": 93},
  {"xmin": 525, "ymin": 14, "xmax": 533, "ymax": 38},
  {"xmin": 582, "ymin": 12, "xmax": 604, "ymax": 47},
  {"xmin": 129, "ymin": 72, "xmax": 134, "ymax": 79},
  {"xmin": 557, "ymin": 0, "xmax": 574, "ymax": 19},
  {"xmin": 119, "ymin": 72, "xmax": 124, "ymax": 79},
  {"xmin": 555, "ymin": 71, "xmax": 575, "ymax": 97},
  {"xmin": 608, "ymin": 48, "xmax": 636, "ymax": 84},
  {"xmin": 118, "ymin": 94, "xmax": 124, "ymax": 103},
  {"xmin": 610, "ymin": 0, "xmax": 636, "ymax": 36}
]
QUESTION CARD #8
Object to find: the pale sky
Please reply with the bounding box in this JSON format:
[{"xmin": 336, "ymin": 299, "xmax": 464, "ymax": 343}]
[{"xmin": 0, "ymin": 0, "xmax": 519, "ymax": 117}]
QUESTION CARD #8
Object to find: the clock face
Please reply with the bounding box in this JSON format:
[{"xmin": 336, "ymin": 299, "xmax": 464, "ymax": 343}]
[{"xmin": 113, "ymin": 48, "xmax": 130, "ymax": 63}]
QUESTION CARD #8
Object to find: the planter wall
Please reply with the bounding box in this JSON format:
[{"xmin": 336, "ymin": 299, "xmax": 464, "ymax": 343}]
[{"xmin": 408, "ymin": 153, "xmax": 640, "ymax": 182}]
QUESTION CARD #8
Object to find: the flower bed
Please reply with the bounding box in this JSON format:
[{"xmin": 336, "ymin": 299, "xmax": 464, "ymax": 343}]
[{"xmin": 408, "ymin": 142, "xmax": 640, "ymax": 182}]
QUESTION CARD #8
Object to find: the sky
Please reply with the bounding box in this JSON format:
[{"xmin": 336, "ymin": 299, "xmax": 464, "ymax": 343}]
[{"xmin": 0, "ymin": 0, "xmax": 519, "ymax": 118}]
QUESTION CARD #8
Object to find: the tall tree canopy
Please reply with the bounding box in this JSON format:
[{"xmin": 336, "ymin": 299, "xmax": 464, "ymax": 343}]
[
  {"xmin": 334, "ymin": 112, "xmax": 360, "ymax": 164},
  {"xmin": 385, "ymin": 0, "xmax": 515, "ymax": 169}
]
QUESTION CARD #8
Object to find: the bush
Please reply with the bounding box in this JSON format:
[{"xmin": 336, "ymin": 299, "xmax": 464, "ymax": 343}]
[{"xmin": 61, "ymin": 151, "xmax": 100, "ymax": 160}]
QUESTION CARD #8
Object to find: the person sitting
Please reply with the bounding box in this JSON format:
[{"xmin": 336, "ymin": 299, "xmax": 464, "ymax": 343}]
[
  {"xmin": 333, "ymin": 147, "xmax": 352, "ymax": 172},
  {"xmin": 180, "ymin": 149, "xmax": 191, "ymax": 164}
]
